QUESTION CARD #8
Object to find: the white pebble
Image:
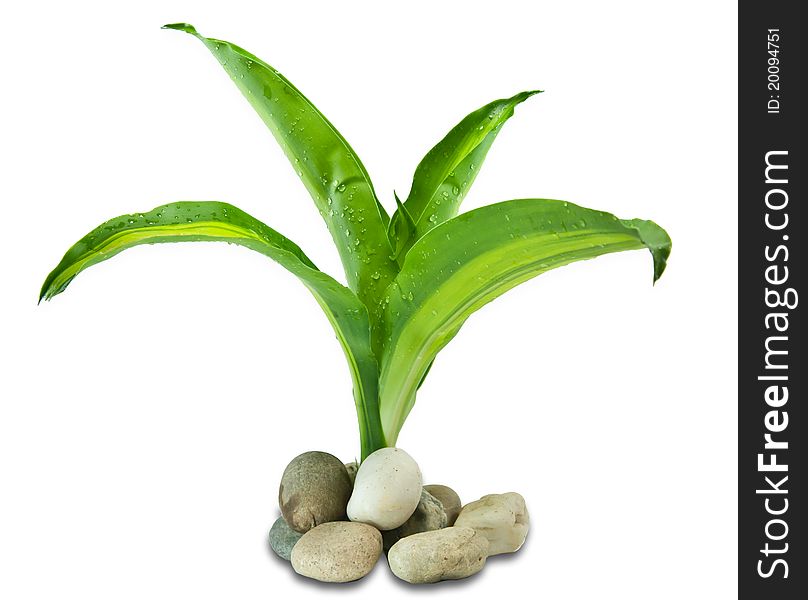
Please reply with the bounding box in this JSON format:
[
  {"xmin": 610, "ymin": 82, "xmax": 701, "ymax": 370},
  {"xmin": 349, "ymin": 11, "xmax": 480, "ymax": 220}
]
[{"xmin": 347, "ymin": 448, "xmax": 422, "ymax": 530}]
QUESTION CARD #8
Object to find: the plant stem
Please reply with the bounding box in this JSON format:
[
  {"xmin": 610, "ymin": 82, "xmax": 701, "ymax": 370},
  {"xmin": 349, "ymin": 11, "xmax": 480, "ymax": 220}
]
[{"xmin": 357, "ymin": 384, "xmax": 387, "ymax": 461}]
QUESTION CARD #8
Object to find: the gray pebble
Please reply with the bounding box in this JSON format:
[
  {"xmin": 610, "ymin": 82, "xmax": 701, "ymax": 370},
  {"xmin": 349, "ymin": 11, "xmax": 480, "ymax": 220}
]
[
  {"xmin": 383, "ymin": 489, "xmax": 447, "ymax": 550},
  {"xmin": 344, "ymin": 461, "xmax": 358, "ymax": 486},
  {"xmin": 279, "ymin": 451, "xmax": 352, "ymax": 533},
  {"xmin": 424, "ymin": 484, "xmax": 462, "ymax": 525},
  {"xmin": 268, "ymin": 516, "xmax": 303, "ymax": 561}
]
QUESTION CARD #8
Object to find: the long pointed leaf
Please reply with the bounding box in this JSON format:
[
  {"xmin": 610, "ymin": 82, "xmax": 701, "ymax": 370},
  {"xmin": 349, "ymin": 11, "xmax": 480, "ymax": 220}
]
[
  {"xmin": 163, "ymin": 23, "xmax": 397, "ymax": 310},
  {"xmin": 40, "ymin": 201, "xmax": 385, "ymax": 458},
  {"xmin": 378, "ymin": 199, "xmax": 671, "ymax": 443},
  {"xmin": 388, "ymin": 91, "xmax": 540, "ymax": 261}
]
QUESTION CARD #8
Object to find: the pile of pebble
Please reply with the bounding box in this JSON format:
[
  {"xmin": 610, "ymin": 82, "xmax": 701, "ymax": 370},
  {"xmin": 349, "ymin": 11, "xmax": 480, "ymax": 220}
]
[{"xmin": 268, "ymin": 447, "xmax": 529, "ymax": 584}]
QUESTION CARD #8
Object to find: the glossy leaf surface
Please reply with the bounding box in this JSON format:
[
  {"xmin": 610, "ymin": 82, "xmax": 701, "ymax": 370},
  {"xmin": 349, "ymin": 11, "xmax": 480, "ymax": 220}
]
[
  {"xmin": 163, "ymin": 24, "xmax": 397, "ymax": 311},
  {"xmin": 388, "ymin": 91, "xmax": 540, "ymax": 262},
  {"xmin": 378, "ymin": 199, "xmax": 671, "ymax": 442},
  {"xmin": 40, "ymin": 201, "xmax": 385, "ymax": 457},
  {"xmin": 41, "ymin": 26, "xmax": 673, "ymax": 459}
]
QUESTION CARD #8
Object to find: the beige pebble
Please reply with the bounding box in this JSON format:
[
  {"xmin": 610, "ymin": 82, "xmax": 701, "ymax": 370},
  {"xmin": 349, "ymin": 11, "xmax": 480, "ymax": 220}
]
[
  {"xmin": 387, "ymin": 526, "xmax": 488, "ymax": 584},
  {"xmin": 454, "ymin": 492, "xmax": 529, "ymax": 556},
  {"xmin": 291, "ymin": 521, "xmax": 382, "ymax": 583}
]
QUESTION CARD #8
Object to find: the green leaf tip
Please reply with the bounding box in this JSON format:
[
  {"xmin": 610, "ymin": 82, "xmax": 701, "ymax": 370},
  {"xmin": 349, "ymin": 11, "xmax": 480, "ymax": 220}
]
[
  {"xmin": 393, "ymin": 192, "xmax": 410, "ymax": 220},
  {"xmin": 388, "ymin": 192, "xmax": 417, "ymax": 262},
  {"xmin": 161, "ymin": 23, "xmax": 198, "ymax": 35},
  {"xmin": 509, "ymin": 90, "xmax": 543, "ymax": 105},
  {"xmin": 621, "ymin": 218, "xmax": 672, "ymax": 284}
]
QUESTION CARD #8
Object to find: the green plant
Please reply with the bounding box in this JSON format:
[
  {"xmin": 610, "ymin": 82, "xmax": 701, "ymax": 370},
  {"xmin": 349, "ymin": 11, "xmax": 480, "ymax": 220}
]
[{"xmin": 40, "ymin": 24, "xmax": 671, "ymax": 461}]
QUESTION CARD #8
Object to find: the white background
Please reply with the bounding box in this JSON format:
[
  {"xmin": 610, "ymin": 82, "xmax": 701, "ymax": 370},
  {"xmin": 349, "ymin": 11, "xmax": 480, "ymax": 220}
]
[{"xmin": 0, "ymin": 1, "xmax": 738, "ymax": 598}]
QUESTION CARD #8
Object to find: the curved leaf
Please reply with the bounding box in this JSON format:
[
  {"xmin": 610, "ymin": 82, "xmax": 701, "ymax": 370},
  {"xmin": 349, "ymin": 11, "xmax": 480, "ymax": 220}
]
[
  {"xmin": 388, "ymin": 91, "xmax": 540, "ymax": 262},
  {"xmin": 163, "ymin": 23, "xmax": 397, "ymax": 311},
  {"xmin": 40, "ymin": 201, "xmax": 385, "ymax": 458},
  {"xmin": 378, "ymin": 198, "xmax": 671, "ymax": 443}
]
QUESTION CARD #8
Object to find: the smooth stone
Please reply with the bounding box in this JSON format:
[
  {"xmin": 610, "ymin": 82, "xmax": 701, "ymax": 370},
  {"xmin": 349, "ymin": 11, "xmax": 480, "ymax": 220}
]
[
  {"xmin": 347, "ymin": 448, "xmax": 422, "ymax": 530},
  {"xmin": 387, "ymin": 526, "xmax": 488, "ymax": 584},
  {"xmin": 279, "ymin": 451, "xmax": 352, "ymax": 533},
  {"xmin": 382, "ymin": 489, "xmax": 447, "ymax": 550},
  {"xmin": 454, "ymin": 492, "xmax": 529, "ymax": 556},
  {"xmin": 268, "ymin": 516, "xmax": 303, "ymax": 561},
  {"xmin": 424, "ymin": 484, "xmax": 462, "ymax": 526},
  {"xmin": 291, "ymin": 521, "xmax": 382, "ymax": 583},
  {"xmin": 345, "ymin": 461, "xmax": 358, "ymax": 486}
]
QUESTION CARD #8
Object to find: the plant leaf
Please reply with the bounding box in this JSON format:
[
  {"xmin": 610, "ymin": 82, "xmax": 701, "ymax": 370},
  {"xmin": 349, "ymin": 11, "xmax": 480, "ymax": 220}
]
[
  {"xmin": 40, "ymin": 201, "xmax": 386, "ymax": 458},
  {"xmin": 162, "ymin": 23, "xmax": 397, "ymax": 311},
  {"xmin": 387, "ymin": 192, "xmax": 417, "ymax": 261},
  {"xmin": 388, "ymin": 91, "xmax": 540, "ymax": 262},
  {"xmin": 378, "ymin": 198, "xmax": 671, "ymax": 443}
]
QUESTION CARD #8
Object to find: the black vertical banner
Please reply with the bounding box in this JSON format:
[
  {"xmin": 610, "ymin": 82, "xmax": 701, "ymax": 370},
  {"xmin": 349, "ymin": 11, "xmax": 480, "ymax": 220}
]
[{"xmin": 739, "ymin": 1, "xmax": 805, "ymax": 599}]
